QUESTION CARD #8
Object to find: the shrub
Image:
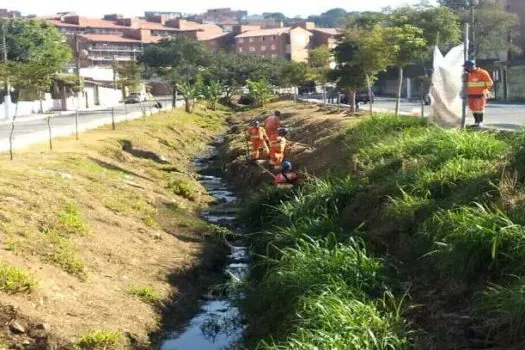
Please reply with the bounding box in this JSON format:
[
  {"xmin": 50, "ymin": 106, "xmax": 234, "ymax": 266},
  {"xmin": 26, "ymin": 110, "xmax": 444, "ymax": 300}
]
[
  {"xmin": 128, "ymin": 285, "xmax": 161, "ymax": 305},
  {"xmin": 58, "ymin": 203, "xmax": 90, "ymax": 236},
  {"xmin": 77, "ymin": 330, "xmax": 121, "ymax": 350},
  {"xmin": 0, "ymin": 263, "xmax": 38, "ymax": 294},
  {"xmin": 167, "ymin": 180, "xmax": 195, "ymax": 201}
]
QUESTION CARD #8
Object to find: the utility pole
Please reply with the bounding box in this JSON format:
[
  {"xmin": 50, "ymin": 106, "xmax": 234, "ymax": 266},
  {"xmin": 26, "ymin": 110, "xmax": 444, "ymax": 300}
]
[
  {"xmin": 2, "ymin": 22, "xmax": 10, "ymax": 120},
  {"xmin": 75, "ymin": 33, "xmax": 81, "ymax": 111},
  {"xmin": 469, "ymin": 0, "xmax": 478, "ymax": 60},
  {"xmin": 461, "ymin": 23, "xmax": 470, "ymax": 130}
]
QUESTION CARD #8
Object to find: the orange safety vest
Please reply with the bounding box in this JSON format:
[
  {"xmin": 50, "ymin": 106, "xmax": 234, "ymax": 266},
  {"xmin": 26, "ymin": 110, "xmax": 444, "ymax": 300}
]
[
  {"xmin": 274, "ymin": 172, "xmax": 298, "ymax": 186},
  {"xmin": 467, "ymin": 68, "xmax": 493, "ymax": 97},
  {"xmin": 265, "ymin": 116, "xmax": 281, "ymax": 134},
  {"xmin": 247, "ymin": 126, "xmax": 264, "ymax": 141},
  {"xmin": 270, "ymin": 136, "xmax": 286, "ymax": 154}
]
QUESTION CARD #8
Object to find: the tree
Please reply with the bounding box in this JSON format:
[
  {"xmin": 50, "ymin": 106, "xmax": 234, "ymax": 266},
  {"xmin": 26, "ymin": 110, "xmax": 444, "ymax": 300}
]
[
  {"xmin": 308, "ymin": 46, "xmax": 333, "ymax": 104},
  {"xmin": 247, "ymin": 79, "xmax": 273, "ymax": 107},
  {"xmin": 177, "ymin": 79, "xmax": 203, "ymax": 113},
  {"xmin": 202, "ymin": 80, "xmax": 224, "ymax": 111},
  {"xmin": 439, "ymin": 0, "xmax": 520, "ymax": 58},
  {"xmin": 346, "ymin": 26, "xmax": 394, "ymax": 114},
  {"xmin": 0, "ymin": 19, "xmax": 71, "ymax": 111},
  {"xmin": 308, "ymin": 8, "xmax": 352, "ymax": 28},
  {"xmin": 387, "ymin": 4, "xmax": 461, "ymax": 50},
  {"xmin": 385, "ymin": 25, "xmax": 427, "ymax": 116},
  {"xmin": 116, "ymin": 62, "xmax": 142, "ymax": 95},
  {"xmin": 280, "ymin": 61, "xmax": 309, "ymax": 100},
  {"xmin": 141, "ymin": 37, "xmax": 210, "ymax": 110}
]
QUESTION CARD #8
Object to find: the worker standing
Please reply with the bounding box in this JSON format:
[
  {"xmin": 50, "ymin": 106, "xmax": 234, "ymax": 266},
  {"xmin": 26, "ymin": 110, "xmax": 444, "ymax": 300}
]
[
  {"xmin": 246, "ymin": 120, "xmax": 269, "ymax": 160},
  {"xmin": 269, "ymin": 127, "xmax": 288, "ymax": 168},
  {"xmin": 464, "ymin": 60, "xmax": 493, "ymax": 127},
  {"xmin": 264, "ymin": 110, "xmax": 281, "ymax": 141}
]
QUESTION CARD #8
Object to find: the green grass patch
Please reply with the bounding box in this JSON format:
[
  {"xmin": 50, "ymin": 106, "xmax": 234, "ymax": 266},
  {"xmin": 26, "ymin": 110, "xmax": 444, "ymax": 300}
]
[
  {"xmin": 42, "ymin": 228, "xmax": 86, "ymax": 279},
  {"xmin": 76, "ymin": 330, "xmax": 121, "ymax": 350},
  {"xmin": 58, "ymin": 203, "xmax": 90, "ymax": 235},
  {"xmin": 127, "ymin": 285, "xmax": 161, "ymax": 304},
  {"xmin": 167, "ymin": 180, "xmax": 196, "ymax": 201},
  {"xmin": 0, "ymin": 263, "xmax": 38, "ymax": 294}
]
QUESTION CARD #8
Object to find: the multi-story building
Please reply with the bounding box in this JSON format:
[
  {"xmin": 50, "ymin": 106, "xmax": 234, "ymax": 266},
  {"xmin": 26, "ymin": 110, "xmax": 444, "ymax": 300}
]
[
  {"xmin": 144, "ymin": 11, "xmax": 182, "ymax": 20},
  {"xmin": 46, "ymin": 14, "xmax": 227, "ymax": 67},
  {"xmin": 0, "ymin": 9, "xmax": 22, "ymax": 19},
  {"xmin": 234, "ymin": 22, "xmax": 340, "ymax": 62}
]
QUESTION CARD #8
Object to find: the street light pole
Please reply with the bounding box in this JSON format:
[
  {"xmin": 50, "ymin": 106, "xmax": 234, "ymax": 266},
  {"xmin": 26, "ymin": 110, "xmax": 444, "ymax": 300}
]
[
  {"xmin": 2, "ymin": 22, "xmax": 10, "ymax": 120},
  {"xmin": 469, "ymin": 0, "xmax": 478, "ymax": 60}
]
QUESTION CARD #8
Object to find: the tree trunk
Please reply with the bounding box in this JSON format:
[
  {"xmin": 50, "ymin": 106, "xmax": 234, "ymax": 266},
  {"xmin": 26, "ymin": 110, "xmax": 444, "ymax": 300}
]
[
  {"xmin": 347, "ymin": 88, "xmax": 356, "ymax": 114},
  {"xmin": 171, "ymin": 89, "xmax": 177, "ymax": 109},
  {"xmin": 184, "ymin": 97, "xmax": 191, "ymax": 113},
  {"xmin": 395, "ymin": 66, "xmax": 404, "ymax": 117},
  {"xmin": 366, "ymin": 75, "xmax": 373, "ymax": 116}
]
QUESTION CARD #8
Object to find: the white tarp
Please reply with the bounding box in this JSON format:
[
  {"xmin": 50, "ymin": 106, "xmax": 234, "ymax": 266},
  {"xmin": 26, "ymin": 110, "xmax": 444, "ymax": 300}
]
[{"xmin": 429, "ymin": 44, "xmax": 465, "ymax": 127}]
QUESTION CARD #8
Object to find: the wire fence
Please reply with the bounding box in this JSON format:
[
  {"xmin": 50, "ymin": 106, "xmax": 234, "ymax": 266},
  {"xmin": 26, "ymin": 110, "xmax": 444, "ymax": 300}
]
[{"xmin": 1, "ymin": 99, "xmax": 176, "ymax": 159}]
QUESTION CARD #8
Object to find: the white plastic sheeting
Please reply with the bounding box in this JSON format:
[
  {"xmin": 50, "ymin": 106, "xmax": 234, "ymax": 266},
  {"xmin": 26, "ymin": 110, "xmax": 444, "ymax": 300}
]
[{"xmin": 429, "ymin": 44, "xmax": 465, "ymax": 128}]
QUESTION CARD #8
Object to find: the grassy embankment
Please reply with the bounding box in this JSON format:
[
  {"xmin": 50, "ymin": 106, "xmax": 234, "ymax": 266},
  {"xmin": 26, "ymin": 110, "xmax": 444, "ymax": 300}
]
[
  {"xmin": 227, "ymin": 102, "xmax": 525, "ymax": 349},
  {"xmin": 0, "ymin": 105, "xmax": 229, "ymax": 348}
]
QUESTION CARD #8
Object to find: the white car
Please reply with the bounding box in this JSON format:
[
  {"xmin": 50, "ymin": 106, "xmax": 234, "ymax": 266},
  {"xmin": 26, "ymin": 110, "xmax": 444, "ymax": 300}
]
[{"xmin": 125, "ymin": 93, "xmax": 147, "ymax": 104}]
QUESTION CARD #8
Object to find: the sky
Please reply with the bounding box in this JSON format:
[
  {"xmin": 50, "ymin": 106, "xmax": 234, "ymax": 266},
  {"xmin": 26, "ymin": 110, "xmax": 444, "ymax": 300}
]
[{"xmin": 5, "ymin": 0, "xmax": 437, "ymax": 18}]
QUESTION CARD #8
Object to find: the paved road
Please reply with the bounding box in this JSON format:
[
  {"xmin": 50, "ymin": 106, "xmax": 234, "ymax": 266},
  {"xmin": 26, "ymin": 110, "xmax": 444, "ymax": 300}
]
[
  {"xmin": 0, "ymin": 98, "xmax": 175, "ymax": 152},
  {"xmin": 301, "ymin": 94, "xmax": 525, "ymax": 131},
  {"xmin": 373, "ymin": 98, "xmax": 525, "ymax": 131}
]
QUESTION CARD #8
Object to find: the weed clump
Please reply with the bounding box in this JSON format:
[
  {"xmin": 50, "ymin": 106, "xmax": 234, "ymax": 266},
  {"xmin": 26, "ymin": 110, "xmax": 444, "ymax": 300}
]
[
  {"xmin": 128, "ymin": 285, "xmax": 161, "ymax": 304},
  {"xmin": 0, "ymin": 263, "xmax": 38, "ymax": 294},
  {"xmin": 167, "ymin": 180, "xmax": 195, "ymax": 201},
  {"xmin": 77, "ymin": 330, "xmax": 121, "ymax": 349}
]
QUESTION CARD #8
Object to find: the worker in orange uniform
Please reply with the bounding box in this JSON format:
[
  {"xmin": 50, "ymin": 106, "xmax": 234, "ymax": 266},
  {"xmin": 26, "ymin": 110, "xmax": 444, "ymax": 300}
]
[
  {"xmin": 274, "ymin": 161, "xmax": 299, "ymax": 189},
  {"xmin": 264, "ymin": 110, "xmax": 281, "ymax": 141},
  {"xmin": 464, "ymin": 60, "xmax": 493, "ymax": 127},
  {"xmin": 246, "ymin": 120, "xmax": 269, "ymax": 160},
  {"xmin": 269, "ymin": 127, "xmax": 288, "ymax": 168}
]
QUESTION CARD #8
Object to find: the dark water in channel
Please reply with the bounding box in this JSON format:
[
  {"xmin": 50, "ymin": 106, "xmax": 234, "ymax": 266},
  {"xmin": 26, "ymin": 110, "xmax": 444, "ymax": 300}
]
[{"xmin": 161, "ymin": 142, "xmax": 248, "ymax": 350}]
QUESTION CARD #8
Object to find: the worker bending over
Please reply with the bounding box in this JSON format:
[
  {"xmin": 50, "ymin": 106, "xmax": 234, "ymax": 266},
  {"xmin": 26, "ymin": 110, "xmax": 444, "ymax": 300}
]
[
  {"xmin": 269, "ymin": 127, "xmax": 288, "ymax": 168},
  {"xmin": 274, "ymin": 161, "xmax": 299, "ymax": 189},
  {"xmin": 246, "ymin": 120, "xmax": 269, "ymax": 160},
  {"xmin": 264, "ymin": 110, "xmax": 281, "ymax": 141},
  {"xmin": 464, "ymin": 60, "xmax": 493, "ymax": 127}
]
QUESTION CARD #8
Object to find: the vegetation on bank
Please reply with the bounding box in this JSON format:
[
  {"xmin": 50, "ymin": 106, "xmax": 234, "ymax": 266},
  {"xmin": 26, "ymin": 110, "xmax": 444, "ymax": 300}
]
[
  {"xmin": 0, "ymin": 105, "xmax": 229, "ymax": 347},
  {"xmin": 240, "ymin": 115, "xmax": 525, "ymax": 348}
]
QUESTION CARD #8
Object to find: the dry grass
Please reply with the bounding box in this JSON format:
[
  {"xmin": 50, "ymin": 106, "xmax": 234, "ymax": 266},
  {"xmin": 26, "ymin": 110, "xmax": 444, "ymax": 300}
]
[{"xmin": 0, "ymin": 105, "xmax": 228, "ymax": 347}]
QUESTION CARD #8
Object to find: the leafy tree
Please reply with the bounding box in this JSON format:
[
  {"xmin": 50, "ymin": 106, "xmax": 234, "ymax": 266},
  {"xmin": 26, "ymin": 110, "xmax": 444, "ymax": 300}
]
[
  {"xmin": 177, "ymin": 79, "xmax": 203, "ymax": 113},
  {"xmin": 308, "ymin": 8, "xmax": 352, "ymax": 28},
  {"xmin": 439, "ymin": 0, "xmax": 520, "ymax": 58},
  {"xmin": 0, "ymin": 19, "xmax": 71, "ymax": 109},
  {"xmin": 280, "ymin": 61, "xmax": 309, "ymax": 100},
  {"xmin": 247, "ymin": 79, "xmax": 273, "ymax": 107},
  {"xmin": 308, "ymin": 46, "xmax": 333, "ymax": 103},
  {"xmin": 202, "ymin": 80, "xmax": 224, "ymax": 111},
  {"xmin": 343, "ymin": 12, "xmax": 388, "ymax": 30},
  {"xmin": 387, "ymin": 4, "xmax": 461, "ymax": 49},
  {"xmin": 116, "ymin": 62, "xmax": 142, "ymax": 95},
  {"xmin": 141, "ymin": 37, "xmax": 210, "ymax": 109},
  {"xmin": 384, "ymin": 25, "xmax": 427, "ymax": 116}
]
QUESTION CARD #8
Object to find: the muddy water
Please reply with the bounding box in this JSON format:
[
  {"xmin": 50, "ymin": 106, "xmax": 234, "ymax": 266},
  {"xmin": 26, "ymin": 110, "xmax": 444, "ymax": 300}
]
[{"xmin": 161, "ymin": 143, "xmax": 248, "ymax": 350}]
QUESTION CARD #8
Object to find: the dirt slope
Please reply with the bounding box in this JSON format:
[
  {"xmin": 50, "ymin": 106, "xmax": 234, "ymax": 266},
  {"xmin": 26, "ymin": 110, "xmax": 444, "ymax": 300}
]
[{"xmin": 0, "ymin": 106, "xmax": 228, "ymax": 348}]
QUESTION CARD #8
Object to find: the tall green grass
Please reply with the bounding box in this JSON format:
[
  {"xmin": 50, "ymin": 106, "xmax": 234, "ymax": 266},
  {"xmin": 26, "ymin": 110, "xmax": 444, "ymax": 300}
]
[{"xmin": 241, "ymin": 116, "xmax": 525, "ymax": 348}]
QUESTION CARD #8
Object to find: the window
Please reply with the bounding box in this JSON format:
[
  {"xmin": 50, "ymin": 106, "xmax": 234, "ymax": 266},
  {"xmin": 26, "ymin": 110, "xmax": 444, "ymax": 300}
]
[
  {"xmin": 249, "ymin": 46, "xmax": 256, "ymax": 52},
  {"xmin": 261, "ymin": 45, "xmax": 267, "ymax": 51},
  {"xmin": 238, "ymin": 38, "xmax": 244, "ymax": 43},
  {"xmin": 273, "ymin": 36, "xmax": 276, "ymax": 40},
  {"xmin": 238, "ymin": 47, "xmax": 243, "ymax": 53},
  {"xmin": 271, "ymin": 44, "xmax": 276, "ymax": 51},
  {"xmin": 249, "ymin": 37, "xmax": 254, "ymax": 43},
  {"xmin": 262, "ymin": 36, "xmax": 266, "ymax": 41}
]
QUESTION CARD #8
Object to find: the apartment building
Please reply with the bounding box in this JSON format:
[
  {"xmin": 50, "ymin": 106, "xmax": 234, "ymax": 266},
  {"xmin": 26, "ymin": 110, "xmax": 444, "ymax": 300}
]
[
  {"xmin": 46, "ymin": 14, "xmax": 227, "ymax": 66},
  {"xmin": 0, "ymin": 9, "xmax": 21, "ymax": 19},
  {"xmin": 234, "ymin": 22, "xmax": 340, "ymax": 62}
]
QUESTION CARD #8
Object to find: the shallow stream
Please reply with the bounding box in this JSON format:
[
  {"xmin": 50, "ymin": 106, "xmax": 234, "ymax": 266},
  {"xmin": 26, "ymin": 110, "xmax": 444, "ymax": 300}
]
[{"xmin": 160, "ymin": 140, "xmax": 248, "ymax": 350}]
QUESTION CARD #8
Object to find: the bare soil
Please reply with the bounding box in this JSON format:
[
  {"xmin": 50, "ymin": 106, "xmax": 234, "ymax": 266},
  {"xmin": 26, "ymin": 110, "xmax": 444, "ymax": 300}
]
[{"xmin": 0, "ymin": 106, "xmax": 228, "ymax": 349}]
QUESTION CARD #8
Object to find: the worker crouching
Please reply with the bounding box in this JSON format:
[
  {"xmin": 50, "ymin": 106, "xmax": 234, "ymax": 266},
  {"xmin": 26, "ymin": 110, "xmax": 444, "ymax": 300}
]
[
  {"xmin": 269, "ymin": 127, "xmax": 288, "ymax": 169},
  {"xmin": 274, "ymin": 161, "xmax": 299, "ymax": 189},
  {"xmin": 246, "ymin": 120, "xmax": 269, "ymax": 160}
]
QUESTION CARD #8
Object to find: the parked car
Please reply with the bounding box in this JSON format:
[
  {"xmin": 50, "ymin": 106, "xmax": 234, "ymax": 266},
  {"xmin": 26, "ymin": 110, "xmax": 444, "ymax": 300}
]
[
  {"xmin": 340, "ymin": 90, "xmax": 375, "ymax": 105},
  {"xmin": 125, "ymin": 93, "xmax": 146, "ymax": 104}
]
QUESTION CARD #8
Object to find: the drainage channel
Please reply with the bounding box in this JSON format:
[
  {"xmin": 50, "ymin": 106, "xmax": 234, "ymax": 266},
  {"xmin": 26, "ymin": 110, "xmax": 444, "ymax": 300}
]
[{"xmin": 161, "ymin": 140, "xmax": 248, "ymax": 350}]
